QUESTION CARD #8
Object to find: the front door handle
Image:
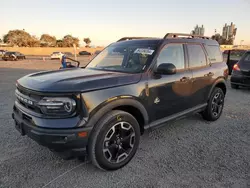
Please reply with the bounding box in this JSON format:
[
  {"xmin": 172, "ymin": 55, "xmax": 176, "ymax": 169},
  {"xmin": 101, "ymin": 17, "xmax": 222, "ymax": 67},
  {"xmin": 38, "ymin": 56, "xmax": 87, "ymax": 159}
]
[
  {"xmin": 180, "ymin": 77, "xmax": 190, "ymax": 82},
  {"xmin": 204, "ymin": 72, "xmax": 214, "ymax": 77}
]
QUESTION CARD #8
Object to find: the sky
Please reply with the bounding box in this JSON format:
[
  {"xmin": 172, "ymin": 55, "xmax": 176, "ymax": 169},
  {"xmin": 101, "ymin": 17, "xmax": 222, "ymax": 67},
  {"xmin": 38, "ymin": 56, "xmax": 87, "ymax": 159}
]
[{"xmin": 2, "ymin": 0, "xmax": 250, "ymax": 46}]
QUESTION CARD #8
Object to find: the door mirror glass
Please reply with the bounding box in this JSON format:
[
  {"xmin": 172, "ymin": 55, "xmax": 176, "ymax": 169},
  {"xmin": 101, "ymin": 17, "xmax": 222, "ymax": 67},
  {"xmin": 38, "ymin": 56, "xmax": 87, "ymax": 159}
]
[{"xmin": 156, "ymin": 63, "xmax": 176, "ymax": 75}]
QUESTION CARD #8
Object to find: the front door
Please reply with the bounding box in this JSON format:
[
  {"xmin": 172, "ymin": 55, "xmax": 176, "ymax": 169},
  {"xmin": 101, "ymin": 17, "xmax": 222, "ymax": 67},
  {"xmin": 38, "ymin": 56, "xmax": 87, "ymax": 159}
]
[{"xmin": 147, "ymin": 43, "xmax": 193, "ymax": 122}]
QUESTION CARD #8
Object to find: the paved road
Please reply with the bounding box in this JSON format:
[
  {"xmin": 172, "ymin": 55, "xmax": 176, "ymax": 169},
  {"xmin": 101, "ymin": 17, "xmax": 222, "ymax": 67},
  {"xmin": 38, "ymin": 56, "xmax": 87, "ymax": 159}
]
[{"xmin": 0, "ymin": 68, "xmax": 249, "ymax": 188}]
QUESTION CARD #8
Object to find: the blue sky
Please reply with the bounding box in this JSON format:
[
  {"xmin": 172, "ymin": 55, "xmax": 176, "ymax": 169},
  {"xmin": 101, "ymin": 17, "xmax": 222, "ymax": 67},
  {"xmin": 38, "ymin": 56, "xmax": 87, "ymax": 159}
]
[{"xmin": 2, "ymin": 0, "xmax": 250, "ymax": 46}]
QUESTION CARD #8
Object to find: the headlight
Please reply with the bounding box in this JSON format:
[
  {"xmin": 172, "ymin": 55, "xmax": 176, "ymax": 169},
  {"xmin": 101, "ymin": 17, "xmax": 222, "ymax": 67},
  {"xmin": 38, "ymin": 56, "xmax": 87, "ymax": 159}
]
[{"xmin": 38, "ymin": 97, "xmax": 76, "ymax": 116}]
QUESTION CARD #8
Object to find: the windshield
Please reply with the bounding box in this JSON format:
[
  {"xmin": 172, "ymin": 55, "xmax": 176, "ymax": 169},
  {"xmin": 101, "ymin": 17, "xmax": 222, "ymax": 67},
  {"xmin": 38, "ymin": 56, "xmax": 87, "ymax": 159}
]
[{"xmin": 86, "ymin": 43, "xmax": 156, "ymax": 73}]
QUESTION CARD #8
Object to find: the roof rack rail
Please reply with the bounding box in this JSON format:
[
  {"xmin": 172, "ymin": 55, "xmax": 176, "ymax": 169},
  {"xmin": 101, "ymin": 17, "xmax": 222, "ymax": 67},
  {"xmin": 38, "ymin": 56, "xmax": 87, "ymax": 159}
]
[
  {"xmin": 117, "ymin": 37, "xmax": 152, "ymax": 42},
  {"xmin": 163, "ymin": 33, "xmax": 210, "ymax": 40}
]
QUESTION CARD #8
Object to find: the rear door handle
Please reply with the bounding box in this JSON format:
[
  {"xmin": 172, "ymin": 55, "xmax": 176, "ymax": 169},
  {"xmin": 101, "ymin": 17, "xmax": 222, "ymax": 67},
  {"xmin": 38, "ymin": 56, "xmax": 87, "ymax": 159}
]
[
  {"xmin": 204, "ymin": 72, "xmax": 214, "ymax": 77},
  {"xmin": 180, "ymin": 77, "xmax": 190, "ymax": 82}
]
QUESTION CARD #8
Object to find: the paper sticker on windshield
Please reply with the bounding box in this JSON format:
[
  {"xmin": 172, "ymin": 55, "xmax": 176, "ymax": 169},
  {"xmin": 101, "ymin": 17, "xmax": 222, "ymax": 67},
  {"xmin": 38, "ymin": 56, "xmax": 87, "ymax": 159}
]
[{"xmin": 134, "ymin": 48, "xmax": 154, "ymax": 55}]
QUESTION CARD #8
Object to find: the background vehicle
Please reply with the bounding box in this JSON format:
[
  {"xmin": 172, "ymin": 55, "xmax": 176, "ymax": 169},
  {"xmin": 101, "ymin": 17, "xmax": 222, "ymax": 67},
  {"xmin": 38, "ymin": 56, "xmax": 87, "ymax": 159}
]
[
  {"xmin": 12, "ymin": 33, "xmax": 228, "ymax": 171},
  {"xmin": 63, "ymin": 52, "xmax": 73, "ymax": 56},
  {"xmin": 2, "ymin": 51, "xmax": 25, "ymax": 61},
  {"xmin": 224, "ymin": 49, "xmax": 247, "ymax": 75},
  {"xmin": 231, "ymin": 50, "xmax": 250, "ymax": 89},
  {"xmin": 0, "ymin": 50, "xmax": 6, "ymax": 57},
  {"xmin": 94, "ymin": 50, "xmax": 101, "ymax": 55},
  {"xmin": 79, "ymin": 51, "xmax": 91, "ymax": 56},
  {"xmin": 50, "ymin": 52, "xmax": 64, "ymax": 60}
]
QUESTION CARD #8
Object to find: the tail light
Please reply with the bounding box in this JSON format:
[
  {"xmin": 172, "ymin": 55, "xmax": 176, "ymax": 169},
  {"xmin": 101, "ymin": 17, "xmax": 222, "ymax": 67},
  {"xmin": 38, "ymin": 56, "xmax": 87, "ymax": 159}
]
[{"xmin": 233, "ymin": 64, "xmax": 240, "ymax": 71}]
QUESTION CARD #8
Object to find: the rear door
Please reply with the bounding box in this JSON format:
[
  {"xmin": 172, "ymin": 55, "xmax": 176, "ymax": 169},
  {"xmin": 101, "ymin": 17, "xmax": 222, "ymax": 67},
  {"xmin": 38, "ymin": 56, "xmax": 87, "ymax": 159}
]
[{"xmin": 186, "ymin": 44, "xmax": 212, "ymax": 107}]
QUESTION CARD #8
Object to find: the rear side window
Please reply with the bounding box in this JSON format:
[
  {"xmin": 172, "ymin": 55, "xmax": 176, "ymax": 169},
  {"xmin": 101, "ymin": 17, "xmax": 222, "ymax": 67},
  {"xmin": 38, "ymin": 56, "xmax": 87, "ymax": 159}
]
[
  {"xmin": 187, "ymin": 44, "xmax": 207, "ymax": 68},
  {"xmin": 205, "ymin": 45, "xmax": 223, "ymax": 63}
]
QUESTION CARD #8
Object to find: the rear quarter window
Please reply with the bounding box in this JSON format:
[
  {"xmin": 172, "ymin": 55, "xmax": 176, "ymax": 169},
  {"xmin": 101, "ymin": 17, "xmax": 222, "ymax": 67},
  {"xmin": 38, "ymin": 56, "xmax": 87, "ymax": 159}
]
[{"xmin": 205, "ymin": 45, "xmax": 223, "ymax": 63}]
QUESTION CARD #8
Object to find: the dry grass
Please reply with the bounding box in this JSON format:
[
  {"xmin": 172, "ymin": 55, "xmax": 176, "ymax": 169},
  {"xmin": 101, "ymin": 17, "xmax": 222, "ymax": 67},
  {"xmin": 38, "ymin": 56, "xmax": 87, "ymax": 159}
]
[{"xmin": 1, "ymin": 47, "xmax": 104, "ymax": 56}]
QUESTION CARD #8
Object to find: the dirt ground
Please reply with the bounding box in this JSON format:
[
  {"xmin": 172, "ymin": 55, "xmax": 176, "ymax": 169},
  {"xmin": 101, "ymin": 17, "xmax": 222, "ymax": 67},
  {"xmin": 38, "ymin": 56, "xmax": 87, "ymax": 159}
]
[{"xmin": 0, "ymin": 56, "xmax": 91, "ymax": 70}]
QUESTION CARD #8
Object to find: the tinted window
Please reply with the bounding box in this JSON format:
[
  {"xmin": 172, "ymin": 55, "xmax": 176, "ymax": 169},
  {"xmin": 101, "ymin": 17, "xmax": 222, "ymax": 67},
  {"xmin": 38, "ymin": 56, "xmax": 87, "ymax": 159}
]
[
  {"xmin": 5, "ymin": 52, "xmax": 14, "ymax": 55},
  {"xmin": 87, "ymin": 43, "xmax": 156, "ymax": 73},
  {"xmin": 205, "ymin": 45, "xmax": 223, "ymax": 63},
  {"xmin": 157, "ymin": 44, "xmax": 185, "ymax": 69},
  {"xmin": 187, "ymin": 44, "xmax": 207, "ymax": 68}
]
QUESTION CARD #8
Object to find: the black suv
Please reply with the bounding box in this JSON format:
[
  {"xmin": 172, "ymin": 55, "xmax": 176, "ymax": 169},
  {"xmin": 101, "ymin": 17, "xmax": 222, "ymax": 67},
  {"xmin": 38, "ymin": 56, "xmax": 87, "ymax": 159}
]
[
  {"xmin": 12, "ymin": 33, "xmax": 228, "ymax": 171},
  {"xmin": 230, "ymin": 50, "xmax": 250, "ymax": 89}
]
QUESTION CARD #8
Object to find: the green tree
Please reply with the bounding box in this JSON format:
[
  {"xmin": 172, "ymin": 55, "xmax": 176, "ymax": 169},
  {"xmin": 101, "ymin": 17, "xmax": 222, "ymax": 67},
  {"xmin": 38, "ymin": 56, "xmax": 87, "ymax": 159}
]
[
  {"xmin": 40, "ymin": 34, "xmax": 57, "ymax": 47},
  {"xmin": 211, "ymin": 34, "xmax": 234, "ymax": 45},
  {"xmin": 3, "ymin": 29, "xmax": 40, "ymax": 47},
  {"xmin": 62, "ymin": 35, "xmax": 79, "ymax": 47},
  {"xmin": 83, "ymin": 38, "xmax": 91, "ymax": 47},
  {"xmin": 56, "ymin": 40, "xmax": 63, "ymax": 47}
]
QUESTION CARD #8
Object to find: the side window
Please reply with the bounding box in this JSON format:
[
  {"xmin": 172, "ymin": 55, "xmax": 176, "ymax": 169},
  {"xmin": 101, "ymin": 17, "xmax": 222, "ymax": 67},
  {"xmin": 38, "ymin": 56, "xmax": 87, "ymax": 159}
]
[
  {"xmin": 205, "ymin": 45, "xmax": 223, "ymax": 63},
  {"xmin": 157, "ymin": 44, "xmax": 185, "ymax": 70},
  {"xmin": 187, "ymin": 44, "xmax": 207, "ymax": 68}
]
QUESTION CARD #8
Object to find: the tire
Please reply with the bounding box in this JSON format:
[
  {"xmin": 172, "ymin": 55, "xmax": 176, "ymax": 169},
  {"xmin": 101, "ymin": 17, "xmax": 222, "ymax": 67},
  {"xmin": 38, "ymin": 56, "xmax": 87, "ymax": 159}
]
[
  {"xmin": 231, "ymin": 84, "xmax": 239, "ymax": 89},
  {"xmin": 202, "ymin": 87, "xmax": 225, "ymax": 121},
  {"xmin": 88, "ymin": 110, "xmax": 140, "ymax": 171}
]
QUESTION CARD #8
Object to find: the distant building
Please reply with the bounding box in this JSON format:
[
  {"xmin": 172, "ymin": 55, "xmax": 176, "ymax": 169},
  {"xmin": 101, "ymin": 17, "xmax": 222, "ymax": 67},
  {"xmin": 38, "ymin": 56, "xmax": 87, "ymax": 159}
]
[
  {"xmin": 191, "ymin": 25, "xmax": 205, "ymax": 36},
  {"xmin": 222, "ymin": 22, "xmax": 237, "ymax": 41}
]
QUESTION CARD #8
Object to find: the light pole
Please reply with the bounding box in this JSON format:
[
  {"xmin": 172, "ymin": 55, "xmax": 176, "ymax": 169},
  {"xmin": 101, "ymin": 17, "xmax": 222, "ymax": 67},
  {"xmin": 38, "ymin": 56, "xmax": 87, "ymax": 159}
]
[{"xmin": 240, "ymin": 40, "xmax": 244, "ymax": 46}]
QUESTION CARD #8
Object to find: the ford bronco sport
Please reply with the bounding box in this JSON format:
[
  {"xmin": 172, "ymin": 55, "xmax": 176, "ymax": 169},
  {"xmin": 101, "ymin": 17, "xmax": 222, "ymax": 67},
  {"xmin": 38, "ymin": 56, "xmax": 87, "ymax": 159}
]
[{"xmin": 12, "ymin": 33, "xmax": 228, "ymax": 171}]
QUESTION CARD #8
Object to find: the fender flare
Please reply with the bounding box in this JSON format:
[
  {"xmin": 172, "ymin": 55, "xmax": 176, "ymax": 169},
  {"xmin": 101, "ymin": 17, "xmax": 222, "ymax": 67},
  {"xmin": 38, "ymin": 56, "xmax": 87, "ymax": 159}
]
[
  {"xmin": 84, "ymin": 98, "xmax": 149, "ymax": 128},
  {"xmin": 207, "ymin": 78, "xmax": 227, "ymax": 100}
]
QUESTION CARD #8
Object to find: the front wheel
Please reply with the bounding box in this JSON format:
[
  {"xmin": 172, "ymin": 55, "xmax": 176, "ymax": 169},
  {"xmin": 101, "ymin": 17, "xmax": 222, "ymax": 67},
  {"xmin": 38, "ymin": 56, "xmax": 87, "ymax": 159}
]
[
  {"xmin": 202, "ymin": 87, "xmax": 225, "ymax": 121},
  {"xmin": 88, "ymin": 110, "xmax": 140, "ymax": 171}
]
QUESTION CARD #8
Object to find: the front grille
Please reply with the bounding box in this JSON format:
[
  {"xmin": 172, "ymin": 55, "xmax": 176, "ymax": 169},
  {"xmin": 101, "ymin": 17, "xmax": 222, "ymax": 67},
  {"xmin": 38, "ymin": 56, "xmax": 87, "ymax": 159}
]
[{"xmin": 16, "ymin": 86, "xmax": 42, "ymax": 114}]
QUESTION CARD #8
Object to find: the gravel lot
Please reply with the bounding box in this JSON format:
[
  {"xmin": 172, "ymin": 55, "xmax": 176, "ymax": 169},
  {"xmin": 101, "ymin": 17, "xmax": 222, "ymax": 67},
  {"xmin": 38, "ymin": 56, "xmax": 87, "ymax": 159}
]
[{"xmin": 0, "ymin": 66, "xmax": 249, "ymax": 188}]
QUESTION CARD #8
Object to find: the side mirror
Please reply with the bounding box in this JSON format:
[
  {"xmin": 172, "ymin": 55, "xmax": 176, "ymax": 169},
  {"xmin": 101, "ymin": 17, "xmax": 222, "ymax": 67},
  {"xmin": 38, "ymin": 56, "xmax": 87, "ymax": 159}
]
[{"xmin": 156, "ymin": 63, "xmax": 176, "ymax": 75}]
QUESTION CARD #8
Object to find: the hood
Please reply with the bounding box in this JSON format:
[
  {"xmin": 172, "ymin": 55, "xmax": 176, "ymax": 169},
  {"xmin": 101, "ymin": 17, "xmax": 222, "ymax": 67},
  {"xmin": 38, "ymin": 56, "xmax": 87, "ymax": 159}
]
[{"xmin": 17, "ymin": 68, "xmax": 141, "ymax": 93}]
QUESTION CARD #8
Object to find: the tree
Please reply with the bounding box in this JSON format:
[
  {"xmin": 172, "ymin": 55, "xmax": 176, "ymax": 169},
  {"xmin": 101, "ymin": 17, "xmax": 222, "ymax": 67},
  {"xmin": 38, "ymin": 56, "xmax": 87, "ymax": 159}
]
[
  {"xmin": 3, "ymin": 29, "xmax": 40, "ymax": 47},
  {"xmin": 0, "ymin": 38, "xmax": 2, "ymax": 43},
  {"xmin": 211, "ymin": 34, "xmax": 234, "ymax": 45},
  {"xmin": 40, "ymin": 34, "xmax": 56, "ymax": 47},
  {"xmin": 56, "ymin": 40, "xmax": 63, "ymax": 47},
  {"xmin": 62, "ymin": 35, "xmax": 79, "ymax": 47},
  {"xmin": 83, "ymin": 38, "xmax": 91, "ymax": 47}
]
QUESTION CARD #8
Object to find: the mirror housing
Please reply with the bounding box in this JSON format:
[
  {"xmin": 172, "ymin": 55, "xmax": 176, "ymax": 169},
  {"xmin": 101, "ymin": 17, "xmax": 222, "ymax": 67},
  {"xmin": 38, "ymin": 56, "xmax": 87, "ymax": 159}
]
[{"xmin": 156, "ymin": 63, "xmax": 176, "ymax": 75}]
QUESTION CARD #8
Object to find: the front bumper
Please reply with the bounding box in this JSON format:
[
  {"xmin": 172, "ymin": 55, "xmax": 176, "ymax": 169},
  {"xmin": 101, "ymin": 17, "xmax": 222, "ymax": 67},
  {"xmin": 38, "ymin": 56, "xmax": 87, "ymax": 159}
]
[
  {"xmin": 12, "ymin": 104, "xmax": 92, "ymax": 154},
  {"xmin": 231, "ymin": 74, "xmax": 250, "ymax": 87}
]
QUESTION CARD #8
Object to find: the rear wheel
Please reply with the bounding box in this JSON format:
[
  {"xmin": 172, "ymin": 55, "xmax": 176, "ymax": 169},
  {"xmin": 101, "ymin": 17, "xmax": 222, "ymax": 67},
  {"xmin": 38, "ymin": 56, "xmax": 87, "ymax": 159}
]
[
  {"xmin": 89, "ymin": 110, "xmax": 140, "ymax": 171},
  {"xmin": 231, "ymin": 84, "xmax": 239, "ymax": 89},
  {"xmin": 202, "ymin": 87, "xmax": 225, "ymax": 121}
]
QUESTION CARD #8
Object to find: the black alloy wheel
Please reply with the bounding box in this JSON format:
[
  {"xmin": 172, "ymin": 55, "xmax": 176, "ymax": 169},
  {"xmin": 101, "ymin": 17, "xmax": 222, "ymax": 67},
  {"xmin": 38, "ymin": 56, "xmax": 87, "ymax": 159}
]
[
  {"xmin": 102, "ymin": 121, "xmax": 135, "ymax": 163},
  {"xmin": 202, "ymin": 87, "xmax": 225, "ymax": 121},
  {"xmin": 89, "ymin": 110, "xmax": 140, "ymax": 171}
]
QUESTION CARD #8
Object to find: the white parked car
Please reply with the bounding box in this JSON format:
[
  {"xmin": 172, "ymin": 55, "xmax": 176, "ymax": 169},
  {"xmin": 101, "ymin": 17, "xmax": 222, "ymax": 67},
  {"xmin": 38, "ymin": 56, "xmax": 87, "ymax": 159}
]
[{"xmin": 50, "ymin": 52, "xmax": 64, "ymax": 60}]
